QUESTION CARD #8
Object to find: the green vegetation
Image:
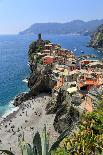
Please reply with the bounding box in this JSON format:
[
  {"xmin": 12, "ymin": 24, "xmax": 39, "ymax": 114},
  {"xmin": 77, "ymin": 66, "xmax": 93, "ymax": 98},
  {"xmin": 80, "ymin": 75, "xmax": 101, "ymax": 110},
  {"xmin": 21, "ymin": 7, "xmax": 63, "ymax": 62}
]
[
  {"xmin": 45, "ymin": 40, "xmax": 51, "ymax": 44},
  {"xmin": 29, "ymin": 52, "xmax": 35, "ymax": 61},
  {"xmin": 29, "ymin": 41, "xmax": 36, "ymax": 52},
  {"xmin": 29, "ymin": 41, "xmax": 43, "ymax": 53},
  {"xmin": 98, "ymin": 33, "xmax": 103, "ymax": 42},
  {"xmin": 53, "ymin": 101, "xmax": 103, "ymax": 155},
  {"xmin": 35, "ymin": 56, "xmax": 43, "ymax": 64},
  {"xmin": 36, "ymin": 45, "xmax": 43, "ymax": 53},
  {"xmin": 29, "ymin": 43, "xmax": 44, "ymax": 62},
  {"xmin": 90, "ymin": 24, "xmax": 103, "ymax": 48}
]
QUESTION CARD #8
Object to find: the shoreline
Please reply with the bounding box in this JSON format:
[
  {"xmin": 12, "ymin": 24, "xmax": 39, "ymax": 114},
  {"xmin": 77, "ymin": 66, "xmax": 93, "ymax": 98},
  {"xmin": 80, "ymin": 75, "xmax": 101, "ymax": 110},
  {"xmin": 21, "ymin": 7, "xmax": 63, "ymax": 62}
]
[
  {"xmin": 22, "ymin": 78, "xmax": 28, "ymax": 84},
  {"xmin": 0, "ymin": 93, "xmax": 59, "ymax": 155},
  {"xmin": 0, "ymin": 91, "xmax": 28, "ymax": 120},
  {"xmin": 0, "ymin": 74, "xmax": 29, "ymax": 120}
]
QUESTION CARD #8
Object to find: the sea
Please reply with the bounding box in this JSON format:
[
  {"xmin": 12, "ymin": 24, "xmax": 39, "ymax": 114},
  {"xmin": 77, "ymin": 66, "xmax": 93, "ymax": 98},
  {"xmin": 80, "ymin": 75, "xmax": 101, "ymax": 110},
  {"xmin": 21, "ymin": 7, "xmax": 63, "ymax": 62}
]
[{"xmin": 0, "ymin": 34, "xmax": 103, "ymax": 117}]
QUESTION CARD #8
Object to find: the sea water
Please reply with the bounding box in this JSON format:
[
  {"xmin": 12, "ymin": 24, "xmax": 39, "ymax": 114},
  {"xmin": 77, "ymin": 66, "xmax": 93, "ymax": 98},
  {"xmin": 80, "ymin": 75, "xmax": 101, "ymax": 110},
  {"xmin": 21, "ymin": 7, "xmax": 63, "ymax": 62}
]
[{"xmin": 0, "ymin": 34, "xmax": 103, "ymax": 117}]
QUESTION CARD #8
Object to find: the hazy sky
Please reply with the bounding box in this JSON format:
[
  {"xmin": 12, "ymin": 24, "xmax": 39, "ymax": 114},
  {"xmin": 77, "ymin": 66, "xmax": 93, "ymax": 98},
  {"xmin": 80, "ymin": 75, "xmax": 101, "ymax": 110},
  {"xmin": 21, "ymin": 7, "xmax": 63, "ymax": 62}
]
[{"xmin": 0, "ymin": 0, "xmax": 103, "ymax": 34}]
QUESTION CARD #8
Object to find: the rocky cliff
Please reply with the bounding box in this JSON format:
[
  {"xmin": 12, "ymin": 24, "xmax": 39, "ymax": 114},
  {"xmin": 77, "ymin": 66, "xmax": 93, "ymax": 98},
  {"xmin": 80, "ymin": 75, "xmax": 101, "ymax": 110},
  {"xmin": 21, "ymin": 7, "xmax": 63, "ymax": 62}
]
[
  {"xmin": 13, "ymin": 35, "xmax": 54, "ymax": 106},
  {"xmin": 89, "ymin": 24, "xmax": 103, "ymax": 50},
  {"xmin": 46, "ymin": 88, "xmax": 83, "ymax": 133}
]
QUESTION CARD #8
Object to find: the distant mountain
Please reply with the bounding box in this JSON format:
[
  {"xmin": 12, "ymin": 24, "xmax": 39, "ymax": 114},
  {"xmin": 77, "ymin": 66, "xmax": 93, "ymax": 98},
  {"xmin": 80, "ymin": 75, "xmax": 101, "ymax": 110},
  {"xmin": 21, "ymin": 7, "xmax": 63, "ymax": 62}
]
[
  {"xmin": 19, "ymin": 19, "xmax": 103, "ymax": 35},
  {"xmin": 89, "ymin": 24, "xmax": 103, "ymax": 50}
]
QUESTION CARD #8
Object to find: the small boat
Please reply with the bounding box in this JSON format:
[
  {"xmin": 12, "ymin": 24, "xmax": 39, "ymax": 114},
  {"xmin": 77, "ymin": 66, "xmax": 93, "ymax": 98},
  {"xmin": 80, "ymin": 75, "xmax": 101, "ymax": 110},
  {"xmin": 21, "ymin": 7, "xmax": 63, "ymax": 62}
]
[
  {"xmin": 74, "ymin": 48, "xmax": 77, "ymax": 52},
  {"xmin": 81, "ymin": 50, "xmax": 84, "ymax": 53}
]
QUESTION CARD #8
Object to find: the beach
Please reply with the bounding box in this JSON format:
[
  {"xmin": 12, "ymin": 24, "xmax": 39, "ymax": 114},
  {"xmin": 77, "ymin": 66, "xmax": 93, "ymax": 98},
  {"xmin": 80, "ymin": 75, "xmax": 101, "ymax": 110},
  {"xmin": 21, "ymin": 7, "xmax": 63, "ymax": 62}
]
[{"xmin": 0, "ymin": 94, "xmax": 59, "ymax": 155}]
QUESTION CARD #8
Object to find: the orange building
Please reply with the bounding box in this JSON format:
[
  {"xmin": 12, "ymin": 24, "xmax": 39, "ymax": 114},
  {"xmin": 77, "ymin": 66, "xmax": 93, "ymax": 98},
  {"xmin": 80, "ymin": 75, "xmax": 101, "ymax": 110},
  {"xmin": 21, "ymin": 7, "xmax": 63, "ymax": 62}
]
[
  {"xmin": 54, "ymin": 77, "xmax": 64, "ymax": 90},
  {"xmin": 81, "ymin": 95, "xmax": 93, "ymax": 112},
  {"xmin": 81, "ymin": 60, "xmax": 91, "ymax": 65},
  {"xmin": 79, "ymin": 72, "xmax": 103, "ymax": 91},
  {"xmin": 79, "ymin": 76, "xmax": 103, "ymax": 91},
  {"xmin": 43, "ymin": 56, "xmax": 54, "ymax": 65},
  {"xmin": 80, "ymin": 60, "xmax": 99, "ymax": 69}
]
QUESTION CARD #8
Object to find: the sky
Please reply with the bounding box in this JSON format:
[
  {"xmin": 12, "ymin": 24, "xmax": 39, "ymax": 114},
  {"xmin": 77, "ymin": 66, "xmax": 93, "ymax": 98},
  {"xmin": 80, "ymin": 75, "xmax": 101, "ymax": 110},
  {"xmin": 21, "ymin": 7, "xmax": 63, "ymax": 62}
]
[{"xmin": 0, "ymin": 0, "xmax": 103, "ymax": 34}]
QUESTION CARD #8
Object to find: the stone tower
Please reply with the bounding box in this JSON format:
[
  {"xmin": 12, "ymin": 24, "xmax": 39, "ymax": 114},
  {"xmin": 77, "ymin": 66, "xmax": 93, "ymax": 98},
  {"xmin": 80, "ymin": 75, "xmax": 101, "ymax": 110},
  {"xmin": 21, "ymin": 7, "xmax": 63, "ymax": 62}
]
[{"xmin": 38, "ymin": 33, "xmax": 42, "ymax": 40}]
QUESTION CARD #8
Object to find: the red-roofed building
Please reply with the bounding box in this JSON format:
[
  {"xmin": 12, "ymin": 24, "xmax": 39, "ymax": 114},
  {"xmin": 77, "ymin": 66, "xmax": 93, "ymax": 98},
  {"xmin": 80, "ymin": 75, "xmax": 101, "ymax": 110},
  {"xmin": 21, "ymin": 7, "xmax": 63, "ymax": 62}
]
[{"xmin": 43, "ymin": 56, "xmax": 55, "ymax": 65}]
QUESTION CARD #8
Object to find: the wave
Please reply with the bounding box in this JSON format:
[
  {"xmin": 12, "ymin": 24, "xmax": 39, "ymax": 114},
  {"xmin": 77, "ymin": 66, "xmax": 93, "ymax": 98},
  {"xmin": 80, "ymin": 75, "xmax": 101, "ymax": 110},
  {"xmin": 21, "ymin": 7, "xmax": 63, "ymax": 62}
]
[
  {"xmin": 22, "ymin": 78, "xmax": 28, "ymax": 84},
  {"xmin": 2, "ymin": 100, "xmax": 19, "ymax": 118},
  {"xmin": 27, "ymin": 62, "xmax": 30, "ymax": 66},
  {"xmin": 2, "ymin": 90, "xmax": 29, "ymax": 119}
]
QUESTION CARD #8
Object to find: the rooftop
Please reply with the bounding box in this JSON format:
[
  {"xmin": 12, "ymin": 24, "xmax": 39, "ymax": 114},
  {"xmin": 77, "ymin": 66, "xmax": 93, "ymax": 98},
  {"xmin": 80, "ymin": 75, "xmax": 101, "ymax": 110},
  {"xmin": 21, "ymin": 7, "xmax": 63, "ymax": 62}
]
[
  {"xmin": 45, "ymin": 44, "xmax": 52, "ymax": 47},
  {"xmin": 67, "ymin": 87, "xmax": 77, "ymax": 93}
]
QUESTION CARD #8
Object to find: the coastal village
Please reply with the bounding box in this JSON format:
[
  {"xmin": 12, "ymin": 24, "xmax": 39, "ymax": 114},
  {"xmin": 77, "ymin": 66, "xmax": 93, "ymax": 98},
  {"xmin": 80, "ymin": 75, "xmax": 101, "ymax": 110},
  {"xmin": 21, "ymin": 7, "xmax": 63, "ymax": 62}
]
[
  {"xmin": 31, "ymin": 34, "xmax": 103, "ymax": 113},
  {"xmin": 0, "ymin": 34, "xmax": 103, "ymax": 154},
  {"xmin": 0, "ymin": 0, "xmax": 103, "ymax": 153}
]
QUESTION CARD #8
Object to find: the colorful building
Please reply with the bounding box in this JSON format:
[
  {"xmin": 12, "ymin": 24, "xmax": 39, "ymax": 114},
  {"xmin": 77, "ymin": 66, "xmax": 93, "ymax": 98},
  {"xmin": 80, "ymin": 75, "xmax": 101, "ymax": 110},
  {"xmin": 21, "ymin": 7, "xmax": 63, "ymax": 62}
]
[
  {"xmin": 43, "ymin": 56, "xmax": 55, "ymax": 65},
  {"xmin": 44, "ymin": 44, "xmax": 53, "ymax": 51},
  {"xmin": 53, "ymin": 77, "xmax": 64, "ymax": 90}
]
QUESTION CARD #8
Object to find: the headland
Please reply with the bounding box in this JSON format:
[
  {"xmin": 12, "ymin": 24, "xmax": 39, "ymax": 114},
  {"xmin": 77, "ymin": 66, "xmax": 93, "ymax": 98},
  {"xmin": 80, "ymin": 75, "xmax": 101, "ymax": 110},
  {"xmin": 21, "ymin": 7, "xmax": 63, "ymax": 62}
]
[{"xmin": 0, "ymin": 34, "xmax": 103, "ymax": 154}]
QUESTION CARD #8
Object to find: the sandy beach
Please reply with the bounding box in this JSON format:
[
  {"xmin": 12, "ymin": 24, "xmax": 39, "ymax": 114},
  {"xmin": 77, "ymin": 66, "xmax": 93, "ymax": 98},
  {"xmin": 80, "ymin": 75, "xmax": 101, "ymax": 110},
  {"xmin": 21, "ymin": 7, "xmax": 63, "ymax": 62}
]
[{"xmin": 0, "ymin": 94, "xmax": 59, "ymax": 155}]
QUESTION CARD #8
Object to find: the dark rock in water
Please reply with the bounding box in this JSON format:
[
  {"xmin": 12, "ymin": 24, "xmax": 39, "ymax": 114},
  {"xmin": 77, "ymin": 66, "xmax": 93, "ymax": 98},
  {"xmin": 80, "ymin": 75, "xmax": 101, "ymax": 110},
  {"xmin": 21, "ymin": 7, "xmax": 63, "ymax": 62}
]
[{"xmin": 89, "ymin": 24, "xmax": 103, "ymax": 51}]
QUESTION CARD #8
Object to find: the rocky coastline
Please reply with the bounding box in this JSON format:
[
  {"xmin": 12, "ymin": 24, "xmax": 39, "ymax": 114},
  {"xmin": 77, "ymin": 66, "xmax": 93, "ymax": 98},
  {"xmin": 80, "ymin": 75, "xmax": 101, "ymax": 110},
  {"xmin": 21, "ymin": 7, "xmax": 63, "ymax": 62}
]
[{"xmin": 89, "ymin": 24, "xmax": 103, "ymax": 52}]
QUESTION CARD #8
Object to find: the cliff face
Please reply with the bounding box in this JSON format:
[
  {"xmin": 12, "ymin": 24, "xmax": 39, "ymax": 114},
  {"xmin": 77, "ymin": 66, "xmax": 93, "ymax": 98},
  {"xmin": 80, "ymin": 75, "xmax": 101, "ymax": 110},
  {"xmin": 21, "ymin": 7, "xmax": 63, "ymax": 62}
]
[
  {"xmin": 14, "ymin": 36, "xmax": 54, "ymax": 106},
  {"xmin": 89, "ymin": 24, "xmax": 103, "ymax": 50},
  {"xmin": 46, "ymin": 88, "xmax": 82, "ymax": 133}
]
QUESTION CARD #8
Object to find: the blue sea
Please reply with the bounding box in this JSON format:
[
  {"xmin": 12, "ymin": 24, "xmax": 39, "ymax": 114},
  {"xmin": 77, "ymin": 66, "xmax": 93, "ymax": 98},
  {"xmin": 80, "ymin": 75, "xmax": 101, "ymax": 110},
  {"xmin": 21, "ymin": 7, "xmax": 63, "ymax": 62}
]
[{"xmin": 0, "ymin": 34, "xmax": 103, "ymax": 117}]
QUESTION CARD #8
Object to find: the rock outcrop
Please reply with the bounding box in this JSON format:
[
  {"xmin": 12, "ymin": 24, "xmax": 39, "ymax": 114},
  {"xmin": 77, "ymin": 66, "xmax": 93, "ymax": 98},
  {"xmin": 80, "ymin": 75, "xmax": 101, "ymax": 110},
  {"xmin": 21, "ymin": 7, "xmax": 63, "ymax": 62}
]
[
  {"xmin": 46, "ymin": 88, "xmax": 83, "ymax": 133},
  {"xmin": 13, "ymin": 35, "xmax": 54, "ymax": 106},
  {"xmin": 13, "ymin": 93, "xmax": 31, "ymax": 107},
  {"xmin": 54, "ymin": 106, "xmax": 80, "ymax": 133},
  {"xmin": 89, "ymin": 24, "xmax": 103, "ymax": 50}
]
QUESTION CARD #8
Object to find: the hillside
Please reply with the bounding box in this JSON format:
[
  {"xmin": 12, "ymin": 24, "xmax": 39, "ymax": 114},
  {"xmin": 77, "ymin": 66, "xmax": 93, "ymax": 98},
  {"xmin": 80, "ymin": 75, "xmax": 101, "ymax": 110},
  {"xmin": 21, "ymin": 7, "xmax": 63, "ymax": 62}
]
[
  {"xmin": 89, "ymin": 24, "xmax": 103, "ymax": 50},
  {"xmin": 19, "ymin": 19, "xmax": 103, "ymax": 35}
]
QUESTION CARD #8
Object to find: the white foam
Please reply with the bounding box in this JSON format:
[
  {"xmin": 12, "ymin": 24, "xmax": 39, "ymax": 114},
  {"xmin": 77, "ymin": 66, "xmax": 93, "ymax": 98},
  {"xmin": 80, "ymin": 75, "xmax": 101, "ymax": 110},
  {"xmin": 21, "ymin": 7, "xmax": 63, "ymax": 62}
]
[
  {"xmin": 22, "ymin": 78, "xmax": 28, "ymax": 83},
  {"xmin": 2, "ymin": 100, "xmax": 19, "ymax": 118},
  {"xmin": 27, "ymin": 62, "xmax": 30, "ymax": 66}
]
